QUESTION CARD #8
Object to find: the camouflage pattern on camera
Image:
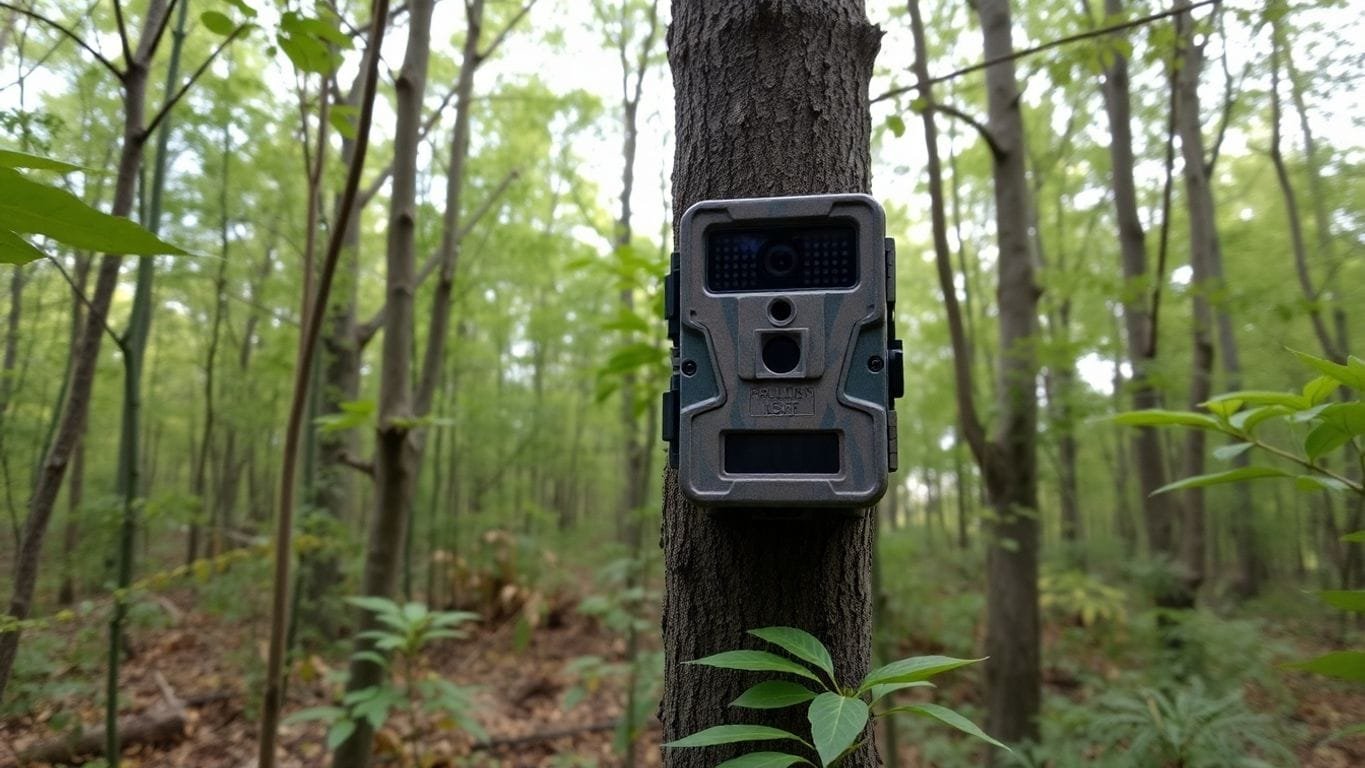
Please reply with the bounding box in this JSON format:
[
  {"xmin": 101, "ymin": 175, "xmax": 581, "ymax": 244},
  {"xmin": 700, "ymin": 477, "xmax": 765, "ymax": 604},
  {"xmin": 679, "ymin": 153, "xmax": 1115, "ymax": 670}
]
[{"xmin": 662, "ymin": 194, "xmax": 902, "ymax": 509}]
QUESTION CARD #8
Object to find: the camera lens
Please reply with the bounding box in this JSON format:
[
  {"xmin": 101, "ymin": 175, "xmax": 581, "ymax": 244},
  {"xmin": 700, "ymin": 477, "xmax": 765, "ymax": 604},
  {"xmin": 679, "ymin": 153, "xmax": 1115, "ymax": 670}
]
[
  {"xmin": 762, "ymin": 334, "xmax": 801, "ymax": 374},
  {"xmin": 761, "ymin": 242, "xmax": 798, "ymax": 277}
]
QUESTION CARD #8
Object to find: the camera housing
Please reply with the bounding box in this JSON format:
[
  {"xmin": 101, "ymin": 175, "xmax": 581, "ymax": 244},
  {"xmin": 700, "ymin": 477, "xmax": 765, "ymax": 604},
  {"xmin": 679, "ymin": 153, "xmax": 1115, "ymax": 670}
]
[{"xmin": 662, "ymin": 194, "xmax": 903, "ymax": 509}]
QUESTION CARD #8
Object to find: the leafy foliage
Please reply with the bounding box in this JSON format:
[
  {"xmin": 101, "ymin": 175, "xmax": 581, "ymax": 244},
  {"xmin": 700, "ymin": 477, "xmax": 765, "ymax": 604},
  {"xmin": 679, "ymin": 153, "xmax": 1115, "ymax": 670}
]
[
  {"xmin": 1080, "ymin": 681, "xmax": 1293, "ymax": 767},
  {"xmin": 1114, "ymin": 349, "xmax": 1364, "ymax": 713},
  {"xmin": 664, "ymin": 626, "xmax": 1006, "ymax": 766},
  {"xmin": 284, "ymin": 598, "xmax": 482, "ymax": 762},
  {"xmin": 0, "ymin": 151, "xmax": 184, "ymax": 264}
]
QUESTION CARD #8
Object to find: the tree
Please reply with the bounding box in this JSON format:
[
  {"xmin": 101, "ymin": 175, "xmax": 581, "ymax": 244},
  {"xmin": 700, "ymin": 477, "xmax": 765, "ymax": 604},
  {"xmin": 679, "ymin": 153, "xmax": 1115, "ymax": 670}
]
[
  {"xmin": 661, "ymin": 1, "xmax": 882, "ymax": 766},
  {"xmin": 1092, "ymin": 0, "xmax": 1178, "ymax": 577},
  {"xmin": 906, "ymin": 0, "xmax": 1042, "ymax": 745}
]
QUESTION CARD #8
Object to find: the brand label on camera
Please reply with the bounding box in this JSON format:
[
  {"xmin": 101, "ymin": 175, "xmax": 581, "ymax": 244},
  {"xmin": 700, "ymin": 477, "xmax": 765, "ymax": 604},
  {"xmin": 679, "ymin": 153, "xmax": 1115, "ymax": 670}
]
[{"xmin": 747, "ymin": 384, "xmax": 815, "ymax": 417}]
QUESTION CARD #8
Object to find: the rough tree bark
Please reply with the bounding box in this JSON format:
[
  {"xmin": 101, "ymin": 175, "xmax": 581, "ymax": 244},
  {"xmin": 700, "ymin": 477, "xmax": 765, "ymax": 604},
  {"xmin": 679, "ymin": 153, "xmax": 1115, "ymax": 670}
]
[{"xmin": 661, "ymin": 2, "xmax": 882, "ymax": 766}]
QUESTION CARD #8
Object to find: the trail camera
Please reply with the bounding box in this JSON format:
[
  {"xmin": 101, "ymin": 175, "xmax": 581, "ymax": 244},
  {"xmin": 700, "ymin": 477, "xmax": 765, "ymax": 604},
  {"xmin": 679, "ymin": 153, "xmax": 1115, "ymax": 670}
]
[{"xmin": 661, "ymin": 194, "xmax": 903, "ymax": 509}]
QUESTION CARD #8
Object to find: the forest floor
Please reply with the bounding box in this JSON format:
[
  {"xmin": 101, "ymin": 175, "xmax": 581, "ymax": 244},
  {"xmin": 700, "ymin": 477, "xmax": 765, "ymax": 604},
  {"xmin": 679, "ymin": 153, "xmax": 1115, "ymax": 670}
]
[
  {"xmin": 2, "ymin": 582, "xmax": 1364, "ymax": 767},
  {"xmin": 0, "ymin": 581, "xmax": 661, "ymax": 768}
]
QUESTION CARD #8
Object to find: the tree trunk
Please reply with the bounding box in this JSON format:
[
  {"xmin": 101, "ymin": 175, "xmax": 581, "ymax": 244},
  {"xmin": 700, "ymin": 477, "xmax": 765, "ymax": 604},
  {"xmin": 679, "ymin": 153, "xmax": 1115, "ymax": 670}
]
[
  {"xmin": 661, "ymin": 3, "xmax": 881, "ymax": 766},
  {"xmin": 330, "ymin": 1, "xmax": 433, "ymax": 764},
  {"xmin": 1, "ymin": 265, "xmax": 26, "ymax": 554},
  {"xmin": 605, "ymin": 0, "xmax": 660, "ymax": 551},
  {"xmin": 1096, "ymin": 0, "xmax": 1177, "ymax": 571},
  {"xmin": 1174, "ymin": 0, "xmax": 1223, "ymax": 606},
  {"xmin": 193, "ymin": 101, "xmax": 233, "ymax": 562},
  {"xmin": 973, "ymin": 0, "xmax": 1042, "ymax": 746}
]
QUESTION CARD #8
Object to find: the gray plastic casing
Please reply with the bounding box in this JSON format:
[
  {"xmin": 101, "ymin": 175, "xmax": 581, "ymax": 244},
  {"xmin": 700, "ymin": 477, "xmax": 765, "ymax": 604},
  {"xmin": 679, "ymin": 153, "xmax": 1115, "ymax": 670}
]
[{"xmin": 675, "ymin": 194, "xmax": 894, "ymax": 508}]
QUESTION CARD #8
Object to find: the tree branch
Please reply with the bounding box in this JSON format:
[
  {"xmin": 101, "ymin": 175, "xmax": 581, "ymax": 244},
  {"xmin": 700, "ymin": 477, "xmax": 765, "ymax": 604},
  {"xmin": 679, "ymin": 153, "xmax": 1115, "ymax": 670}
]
[
  {"xmin": 112, "ymin": 0, "xmax": 132, "ymax": 64},
  {"xmin": 931, "ymin": 103, "xmax": 1003, "ymax": 158},
  {"xmin": 907, "ymin": 0, "xmax": 989, "ymax": 467},
  {"xmin": 872, "ymin": 0, "xmax": 1219, "ymax": 103},
  {"xmin": 338, "ymin": 450, "xmax": 375, "ymax": 476},
  {"xmin": 257, "ymin": 0, "xmax": 392, "ymax": 762},
  {"xmin": 142, "ymin": 0, "xmax": 181, "ymax": 66},
  {"xmin": 355, "ymin": 169, "xmax": 520, "ymax": 347},
  {"xmin": 0, "ymin": 1, "xmax": 121, "ymax": 78},
  {"xmin": 355, "ymin": 84, "xmax": 457, "ymax": 211},
  {"xmin": 43, "ymin": 255, "xmax": 121, "ymax": 344},
  {"xmin": 1145, "ymin": 54, "xmax": 1180, "ymax": 361},
  {"xmin": 476, "ymin": 0, "xmax": 539, "ymax": 62},
  {"xmin": 142, "ymin": 22, "xmax": 250, "ymax": 141}
]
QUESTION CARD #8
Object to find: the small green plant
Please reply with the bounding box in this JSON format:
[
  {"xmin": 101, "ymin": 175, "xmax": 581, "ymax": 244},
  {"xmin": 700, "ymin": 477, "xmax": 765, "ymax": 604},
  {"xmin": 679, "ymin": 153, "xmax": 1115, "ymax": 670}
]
[
  {"xmin": 1040, "ymin": 568, "xmax": 1128, "ymax": 629},
  {"xmin": 563, "ymin": 555, "xmax": 663, "ymax": 757},
  {"xmin": 663, "ymin": 626, "xmax": 1007, "ymax": 767},
  {"xmin": 285, "ymin": 597, "xmax": 482, "ymax": 765},
  {"xmin": 1083, "ymin": 679, "xmax": 1293, "ymax": 767}
]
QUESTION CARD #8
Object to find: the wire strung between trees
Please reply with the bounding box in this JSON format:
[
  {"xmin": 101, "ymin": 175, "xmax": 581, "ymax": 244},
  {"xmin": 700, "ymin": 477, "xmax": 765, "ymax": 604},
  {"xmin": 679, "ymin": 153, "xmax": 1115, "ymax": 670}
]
[{"xmin": 871, "ymin": 0, "xmax": 1221, "ymax": 104}]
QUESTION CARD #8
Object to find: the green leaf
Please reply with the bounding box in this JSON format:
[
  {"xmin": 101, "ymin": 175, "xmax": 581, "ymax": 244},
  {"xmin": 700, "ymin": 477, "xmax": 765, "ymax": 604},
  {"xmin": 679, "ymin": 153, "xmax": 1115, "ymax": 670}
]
[
  {"xmin": 1202, "ymin": 399, "xmax": 1241, "ymax": 419},
  {"xmin": 1285, "ymin": 651, "xmax": 1365, "ymax": 683},
  {"xmin": 1212, "ymin": 442, "xmax": 1253, "ymax": 462},
  {"xmin": 1152, "ymin": 466, "xmax": 1291, "ymax": 495},
  {"xmin": 663, "ymin": 724, "xmax": 806, "ymax": 749},
  {"xmin": 1303, "ymin": 375, "xmax": 1340, "ymax": 406},
  {"xmin": 808, "ymin": 693, "xmax": 868, "ymax": 767},
  {"xmin": 277, "ymin": 11, "xmax": 348, "ymax": 74},
  {"xmin": 329, "ymin": 104, "xmax": 359, "ymax": 141},
  {"xmin": 731, "ymin": 681, "xmax": 817, "ymax": 709},
  {"xmin": 201, "ymin": 10, "xmax": 235, "ymax": 35},
  {"xmin": 857, "ymin": 655, "xmax": 983, "ymax": 693},
  {"xmin": 1297, "ymin": 474, "xmax": 1351, "ymax": 494},
  {"xmin": 601, "ymin": 341, "xmax": 664, "ymax": 378},
  {"xmin": 887, "ymin": 702, "xmax": 1009, "ymax": 751},
  {"xmin": 885, "ymin": 114, "xmax": 906, "ymax": 138},
  {"xmin": 1304, "ymin": 403, "xmax": 1365, "ymax": 459},
  {"xmin": 1290, "ymin": 348, "xmax": 1365, "ymax": 390},
  {"xmin": 0, "ymin": 229, "xmax": 45, "ymax": 265},
  {"xmin": 602, "ymin": 307, "xmax": 651, "ymax": 336},
  {"xmin": 345, "ymin": 595, "xmax": 401, "ymax": 618},
  {"xmin": 1318, "ymin": 590, "xmax": 1365, "ymax": 614},
  {"xmin": 1205, "ymin": 390, "xmax": 1307, "ymax": 410},
  {"xmin": 281, "ymin": 706, "xmax": 344, "ymax": 725},
  {"xmin": 0, "ymin": 149, "xmax": 85, "ymax": 172},
  {"xmin": 350, "ymin": 650, "xmax": 389, "ymax": 667},
  {"xmin": 1343, "ymin": 531, "xmax": 1365, "ymax": 543},
  {"xmin": 686, "ymin": 650, "xmax": 823, "ymax": 684},
  {"xmin": 1229, "ymin": 405, "xmax": 1290, "ymax": 433},
  {"xmin": 1110, "ymin": 410, "xmax": 1222, "ymax": 430},
  {"xmin": 715, "ymin": 752, "xmax": 812, "ymax": 768},
  {"xmin": 868, "ymin": 681, "xmax": 934, "ymax": 705},
  {"xmin": 1290, "ymin": 403, "xmax": 1333, "ymax": 423},
  {"xmin": 226, "ymin": 0, "xmax": 258, "ymax": 19},
  {"xmin": 316, "ymin": 398, "xmax": 376, "ymax": 433},
  {"xmin": 326, "ymin": 718, "xmax": 357, "ymax": 749},
  {"xmin": 748, "ymin": 627, "xmax": 835, "ymax": 682},
  {"xmin": 0, "ymin": 167, "xmax": 185, "ymax": 255}
]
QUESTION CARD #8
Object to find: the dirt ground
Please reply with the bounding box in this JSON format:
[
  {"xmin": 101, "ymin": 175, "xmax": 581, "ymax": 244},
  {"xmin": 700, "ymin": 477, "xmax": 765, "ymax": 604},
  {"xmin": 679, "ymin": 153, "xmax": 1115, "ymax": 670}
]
[{"xmin": 1, "ymin": 588, "xmax": 1362, "ymax": 767}]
